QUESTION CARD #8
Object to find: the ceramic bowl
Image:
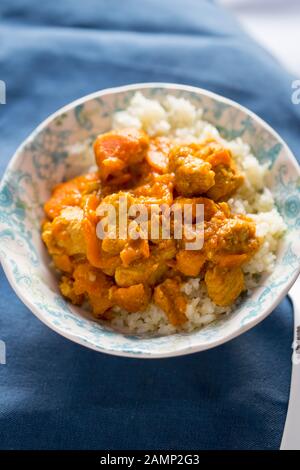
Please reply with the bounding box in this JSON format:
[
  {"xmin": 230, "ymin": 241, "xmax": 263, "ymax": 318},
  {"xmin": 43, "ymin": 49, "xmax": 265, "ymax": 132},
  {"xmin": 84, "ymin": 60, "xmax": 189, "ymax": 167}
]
[{"xmin": 1, "ymin": 83, "xmax": 300, "ymax": 358}]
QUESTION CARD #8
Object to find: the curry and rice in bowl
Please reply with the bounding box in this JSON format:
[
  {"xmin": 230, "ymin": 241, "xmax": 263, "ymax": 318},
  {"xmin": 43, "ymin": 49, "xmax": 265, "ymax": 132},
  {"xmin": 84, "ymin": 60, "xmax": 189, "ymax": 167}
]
[{"xmin": 41, "ymin": 92, "xmax": 286, "ymax": 336}]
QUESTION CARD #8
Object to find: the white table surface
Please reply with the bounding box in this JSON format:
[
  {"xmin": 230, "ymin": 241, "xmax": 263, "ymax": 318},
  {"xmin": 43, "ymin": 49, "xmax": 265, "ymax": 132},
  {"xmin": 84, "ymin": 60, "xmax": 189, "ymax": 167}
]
[{"xmin": 219, "ymin": 0, "xmax": 300, "ymax": 76}]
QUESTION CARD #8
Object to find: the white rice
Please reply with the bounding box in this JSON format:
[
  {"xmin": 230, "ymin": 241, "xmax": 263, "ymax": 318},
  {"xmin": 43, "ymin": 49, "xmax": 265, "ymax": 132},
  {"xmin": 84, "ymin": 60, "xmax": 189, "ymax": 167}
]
[{"xmin": 109, "ymin": 92, "xmax": 286, "ymax": 335}]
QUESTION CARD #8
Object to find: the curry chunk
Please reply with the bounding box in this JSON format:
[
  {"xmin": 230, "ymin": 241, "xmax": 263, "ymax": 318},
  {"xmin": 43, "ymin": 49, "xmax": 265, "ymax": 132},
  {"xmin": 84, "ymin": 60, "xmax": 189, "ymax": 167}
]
[
  {"xmin": 174, "ymin": 196, "xmax": 225, "ymax": 221},
  {"xmin": 94, "ymin": 128, "xmax": 149, "ymax": 181},
  {"xmin": 154, "ymin": 278, "xmax": 187, "ymax": 326},
  {"xmin": 133, "ymin": 173, "xmax": 174, "ymax": 206},
  {"xmin": 82, "ymin": 195, "xmax": 122, "ymax": 276},
  {"xmin": 151, "ymin": 239, "xmax": 177, "ymax": 260},
  {"xmin": 205, "ymin": 149, "xmax": 244, "ymax": 201},
  {"xmin": 115, "ymin": 257, "xmax": 168, "ymax": 287},
  {"xmin": 220, "ymin": 216, "xmax": 259, "ymax": 254},
  {"xmin": 205, "ymin": 215, "xmax": 259, "ymax": 264},
  {"xmin": 42, "ymin": 206, "xmax": 86, "ymax": 257},
  {"xmin": 44, "ymin": 172, "xmax": 100, "ymax": 220},
  {"xmin": 169, "ymin": 146, "xmax": 215, "ymax": 196},
  {"xmin": 102, "ymin": 238, "xmax": 127, "ymax": 256},
  {"xmin": 114, "ymin": 240, "xmax": 176, "ymax": 286},
  {"xmin": 206, "ymin": 164, "xmax": 244, "ymax": 201},
  {"xmin": 72, "ymin": 263, "xmax": 114, "ymax": 316},
  {"xmin": 205, "ymin": 265, "xmax": 245, "ymax": 306},
  {"xmin": 146, "ymin": 136, "xmax": 171, "ymax": 173},
  {"xmin": 52, "ymin": 254, "xmax": 73, "ymax": 273},
  {"xmin": 83, "ymin": 219, "xmax": 121, "ymax": 276},
  {"xmin": 42, "ymin": 124, "xmax": 260, "ymax": 328},
  {"xmin": 188, "ymin": 143, "xmax": 244, "ymax": 201},
  {"xmin": 109, "ymin": 283, "xmax": 151, "ymax": 312},
  {"xmin": 60, "ymin": 276, "xmax": 84, "ymax": 305},
  {"xmin": 120, "ymin": 239, "xmax": 150, "ymax": 267},
  {"xmin": 176, "ymin": 250, "xmax": 206, "ymax": 277}
]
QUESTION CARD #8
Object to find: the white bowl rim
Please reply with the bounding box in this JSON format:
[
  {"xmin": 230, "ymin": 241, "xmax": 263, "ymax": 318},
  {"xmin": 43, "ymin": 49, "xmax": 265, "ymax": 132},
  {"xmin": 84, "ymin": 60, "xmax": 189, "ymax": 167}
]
[{"xmin": 1, "ymin": 82, "xmax": 300, "ymax": 358}]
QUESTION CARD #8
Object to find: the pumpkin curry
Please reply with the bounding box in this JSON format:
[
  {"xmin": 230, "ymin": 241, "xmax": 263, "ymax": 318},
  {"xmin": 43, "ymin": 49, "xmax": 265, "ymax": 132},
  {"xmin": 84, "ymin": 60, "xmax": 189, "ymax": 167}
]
[{"xmin": 42, "ymin": 128, "xmax": 260, "ymax": 327}]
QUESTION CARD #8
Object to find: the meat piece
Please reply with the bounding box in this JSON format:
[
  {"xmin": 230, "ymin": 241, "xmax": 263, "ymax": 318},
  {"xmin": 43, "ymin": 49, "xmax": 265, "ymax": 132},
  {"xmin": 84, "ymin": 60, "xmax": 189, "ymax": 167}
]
[
  {"xmin": 60, "ymin": 276, "xmax": 84, "ymax": 305},
  {"xmin": 216, "ymin": 253, "xmax": 250, "ymax": 268},
  {"xmin": 191, "ymin": 140, "xmax": 224, "ymax": 160},
  {"xmin": 174, "ymin": 196, "xmax": 222, "ymax": 221},
  {"xmin": 102, "ymin": 238, "xmax": 127, "ymax": 255},
  {"xmin": 204, "ymin": 265, "xmax": 245, "ymax": 306},
  {"xmin": 172, "ymin": 154, "xmax": 214, "ymax": 195},
  {"xmin": 120, "ymin": 239, "xmax": 150, "ymax": 267},
  {"xmin": 114, "ymin": 259, "xmax": 168, "ymax": 287},
  {"xmin": 42, "ymin": 206, "xmax": 86, "ymax": 259},
  {"xmin": 169, "ymin": 146, "xmax": 215, "ymax": 196},
  {"xmin": 96, "ymin": 190, "xmax": 136, "ymax": 213},
  {"xmin": 204, "ymin": 213, "xmax": 260, "ymax": 269},
  {"xmin": 115, "ymin": 257, "xmax": 168, "ymax": 287},
  {"xmin": 94, "ymin": 128, "xmax": 149, "ymax": 180},
  {"xmin": 154, "ymin": 278, "xmax": 187, "ymax": 326},
  {"xmin": 42, "ymin": 127, "xmax": 260, "ymax": 320},
  {"xmin": 185, "ymin": 144, "xmax": 244, "ymax": 201},
  {"xmin": 133, "ymin": 174, "xmax": 174, "ymax": 205},
  {"xmin": 44, "ymin": 172, "xmax": 100, "ymax": 220},
  {"xmin": 109, "ymin": 283, "xmax": 151, "ymax": 312},
  {"xmin": 52, "ymin": 254, "xmax": 73, "ymax": 273},
  {"xmin": 151, "ymin": 239, "xmax": 177, "ymax": 261},
  {"xmin": 205, "ymin": 149, "xmax": 244, "ymax": 201},
  {"xmin": 72, "ymin": 263, "xmax": 114, "ymax": 316},
  {"xmin": 176, "ymin": 250, "xmax": 206, "ymax": 277},
  {"xmin": 206, "ymin": 165, "xmax": 244, "ymax": 201},
  {"xmin": 83, "ymin": 215, "xmax": 121, "ymax": 275}
]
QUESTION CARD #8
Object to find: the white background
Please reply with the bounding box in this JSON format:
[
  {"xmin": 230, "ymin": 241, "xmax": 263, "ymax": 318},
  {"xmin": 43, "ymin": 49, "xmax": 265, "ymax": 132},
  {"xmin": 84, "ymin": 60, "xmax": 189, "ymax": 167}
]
[{"xmin": 219, "ymin": 0, "xmax": 300, "ymax": 76}]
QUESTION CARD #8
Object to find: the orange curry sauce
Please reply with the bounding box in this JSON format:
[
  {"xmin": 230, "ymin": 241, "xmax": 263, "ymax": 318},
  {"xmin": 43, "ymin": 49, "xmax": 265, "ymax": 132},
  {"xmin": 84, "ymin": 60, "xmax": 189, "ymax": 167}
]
[{"xmin": 42, "ymin": 128, "xmax": 260, "ymax": 327}]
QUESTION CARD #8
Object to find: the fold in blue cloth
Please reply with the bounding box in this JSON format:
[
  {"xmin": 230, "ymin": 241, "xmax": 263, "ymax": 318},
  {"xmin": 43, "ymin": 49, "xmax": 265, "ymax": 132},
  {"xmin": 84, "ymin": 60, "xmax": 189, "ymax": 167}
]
[{"xmin": 0, "ymin": 0, "xmax": 299, "ymax": 450}]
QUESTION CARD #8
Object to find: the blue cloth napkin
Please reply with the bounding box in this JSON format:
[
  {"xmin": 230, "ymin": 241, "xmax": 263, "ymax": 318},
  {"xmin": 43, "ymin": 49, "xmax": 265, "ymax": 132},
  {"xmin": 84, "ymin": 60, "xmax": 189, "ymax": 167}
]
[{"xmin": 0, "ymin": 0, "xmax": 299, "ymax": 450}]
